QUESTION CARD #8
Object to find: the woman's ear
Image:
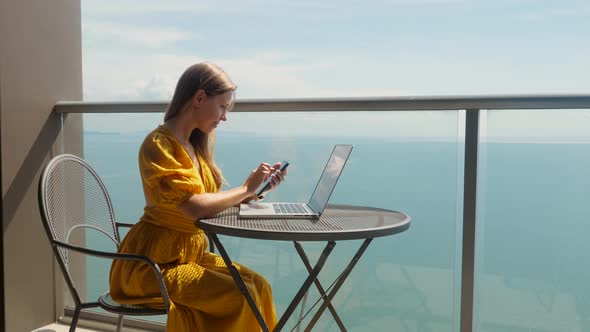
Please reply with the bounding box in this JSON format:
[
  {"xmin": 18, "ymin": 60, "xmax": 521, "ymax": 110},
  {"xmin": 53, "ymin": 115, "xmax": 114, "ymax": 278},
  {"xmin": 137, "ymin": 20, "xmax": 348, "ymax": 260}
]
[{"xmin": 193, "ymin": 89, "xmax": 207, "ymax": 107}]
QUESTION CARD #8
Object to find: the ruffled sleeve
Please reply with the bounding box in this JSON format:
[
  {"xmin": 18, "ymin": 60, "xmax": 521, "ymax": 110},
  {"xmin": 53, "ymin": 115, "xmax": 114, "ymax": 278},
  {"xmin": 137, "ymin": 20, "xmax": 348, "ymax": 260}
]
[{"xmin": 139, "ymin": 132, "xmax": 204, "ymax": 207}]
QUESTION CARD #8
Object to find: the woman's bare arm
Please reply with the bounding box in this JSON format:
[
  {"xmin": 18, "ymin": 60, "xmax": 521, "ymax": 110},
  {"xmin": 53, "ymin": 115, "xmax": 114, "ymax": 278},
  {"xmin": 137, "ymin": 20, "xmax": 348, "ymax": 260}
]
[
  {"xmin": 177, "ymin": 162, "xmax": 271, "ymax": 220},
  {"xmin": 178, "ymin": 185, "xmax": 252, "ymax": 220}
]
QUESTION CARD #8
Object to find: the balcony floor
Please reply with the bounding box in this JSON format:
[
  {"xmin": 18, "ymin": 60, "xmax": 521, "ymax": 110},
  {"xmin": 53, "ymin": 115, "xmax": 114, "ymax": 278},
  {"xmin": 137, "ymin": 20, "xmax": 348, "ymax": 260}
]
[{"xmin": 33, "ymin": 323, "xmax": 96, "ymax": 332}]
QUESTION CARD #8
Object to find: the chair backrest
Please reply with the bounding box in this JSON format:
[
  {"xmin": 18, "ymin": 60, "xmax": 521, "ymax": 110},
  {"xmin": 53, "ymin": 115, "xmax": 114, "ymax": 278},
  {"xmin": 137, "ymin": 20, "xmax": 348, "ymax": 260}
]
[{"xmin": 38, "ymin": 154, "xmax": 120, "ymax": 293}]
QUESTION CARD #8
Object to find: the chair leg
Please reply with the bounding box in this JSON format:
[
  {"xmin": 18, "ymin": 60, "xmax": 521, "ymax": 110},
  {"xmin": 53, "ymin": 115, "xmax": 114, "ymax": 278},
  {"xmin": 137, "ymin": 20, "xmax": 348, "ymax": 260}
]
[
  {"xmin": 69, "ymin": 306, "xmax": 81, "ymax": 332},
  {"xmin": 116, "ymin": 314, "xmax": 124, "ymax": 332}
]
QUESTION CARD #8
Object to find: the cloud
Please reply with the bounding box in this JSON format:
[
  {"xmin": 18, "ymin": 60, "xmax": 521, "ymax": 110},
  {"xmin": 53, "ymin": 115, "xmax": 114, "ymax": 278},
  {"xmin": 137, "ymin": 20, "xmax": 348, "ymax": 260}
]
[
  {"xmin": 135, "ymin": 75, "xmax": 178, "ymax": 100},
  {"xmin": 81, "ymin": 0, "xmax": 332, "ymax": 17},
  {"xmin": 83, "ymin": 52, "xmax": 197, "ymax": 101},
  {"xmin": 82, "ymin": 48, "xmax": 411, "ymax": 102},
  {"xmin": 82, "ymin": 0, "xmax": 464, "ymax": 22},
  {"xmin": 82, "ymin": 0, "xmax": 239, "ymax": 16},
  {"xmin": 361, "ymin": 0, "xmax": 465, "ymax": 4},
  {"xmin": 519, "ymin": 4, "xmax": 590, "ymax": 21},
  {"xmin": 83, "ymin": 20, "xmax": 195, "ymax": 48}
]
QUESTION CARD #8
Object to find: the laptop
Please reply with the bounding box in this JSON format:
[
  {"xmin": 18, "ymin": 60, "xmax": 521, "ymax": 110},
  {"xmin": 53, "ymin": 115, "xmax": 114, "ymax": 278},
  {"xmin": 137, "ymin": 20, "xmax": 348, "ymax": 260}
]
[{"xmin": 239, "ymin": 144, "xmax": 353, "ymax": 219}]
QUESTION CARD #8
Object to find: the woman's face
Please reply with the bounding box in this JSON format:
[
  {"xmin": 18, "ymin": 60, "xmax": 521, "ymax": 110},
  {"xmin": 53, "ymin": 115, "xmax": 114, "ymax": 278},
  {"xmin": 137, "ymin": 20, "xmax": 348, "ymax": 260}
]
[{"xmin": 195, "ymin": 91, "xmax": 233, "ymax": 133}]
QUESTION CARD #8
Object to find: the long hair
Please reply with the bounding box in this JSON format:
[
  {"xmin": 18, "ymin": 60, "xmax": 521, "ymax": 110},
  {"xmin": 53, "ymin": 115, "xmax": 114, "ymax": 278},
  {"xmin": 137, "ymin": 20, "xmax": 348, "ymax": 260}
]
[{"xmin": 164, "ymin": 63, "xmax": 236, "ymax": 188}]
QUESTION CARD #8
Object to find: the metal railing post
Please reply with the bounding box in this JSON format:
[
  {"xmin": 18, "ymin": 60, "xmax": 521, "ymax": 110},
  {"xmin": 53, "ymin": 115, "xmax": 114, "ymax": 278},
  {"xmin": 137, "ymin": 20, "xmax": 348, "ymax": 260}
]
[{"xmin": 460, "ymin": 109, "xmax": 480, "ymax": 332}]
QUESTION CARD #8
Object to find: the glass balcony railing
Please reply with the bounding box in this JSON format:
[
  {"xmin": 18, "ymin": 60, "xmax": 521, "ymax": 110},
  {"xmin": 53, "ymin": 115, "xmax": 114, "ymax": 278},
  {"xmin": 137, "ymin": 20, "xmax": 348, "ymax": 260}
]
[
  {"xmin": 475, "ymin": 109, "xmax": 590, "ymax": 332},
  {"xmin": 54, "ymin": 95, "xmax": 590, "ymax": 332}
]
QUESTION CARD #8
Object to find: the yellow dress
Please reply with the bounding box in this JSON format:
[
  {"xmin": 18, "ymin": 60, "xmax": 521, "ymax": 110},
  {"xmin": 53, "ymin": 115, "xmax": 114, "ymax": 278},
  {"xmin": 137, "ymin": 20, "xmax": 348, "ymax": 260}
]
[{"xmin": 109, "ymin": 125, "xmax": 277, "ymax": 331}]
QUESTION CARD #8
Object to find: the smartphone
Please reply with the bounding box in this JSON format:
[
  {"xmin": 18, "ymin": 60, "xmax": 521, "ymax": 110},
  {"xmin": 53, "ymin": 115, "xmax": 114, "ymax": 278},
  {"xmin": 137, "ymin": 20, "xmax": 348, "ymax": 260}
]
[{"xmin": 256, "ymin": 161, "xmax": 289, "ymax": 198}]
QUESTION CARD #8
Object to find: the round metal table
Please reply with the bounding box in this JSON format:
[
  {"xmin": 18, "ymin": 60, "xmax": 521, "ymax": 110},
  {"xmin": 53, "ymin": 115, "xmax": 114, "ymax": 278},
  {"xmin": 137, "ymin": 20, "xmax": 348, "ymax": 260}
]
[
  {"xmin": 196, "ymin": 204, "xmax": 411, "ymax": 332},
  {"xmin": 197, "ymin": 203, "xmax": 410, "ymax": 241}
]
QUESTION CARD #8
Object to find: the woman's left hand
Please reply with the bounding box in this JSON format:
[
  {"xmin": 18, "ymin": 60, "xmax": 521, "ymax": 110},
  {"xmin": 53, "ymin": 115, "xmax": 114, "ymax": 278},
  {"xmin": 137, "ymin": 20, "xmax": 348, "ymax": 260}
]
[{"xmin": 266, "ymin": 161, "xmax": 287, "ymax": 192}]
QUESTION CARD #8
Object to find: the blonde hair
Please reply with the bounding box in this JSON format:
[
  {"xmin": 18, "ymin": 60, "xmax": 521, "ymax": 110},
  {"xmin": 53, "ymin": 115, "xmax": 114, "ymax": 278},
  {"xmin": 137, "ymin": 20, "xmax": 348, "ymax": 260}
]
[{"xmin": 164, "ymin": 63, "xmax": 237, "ymax": 188}]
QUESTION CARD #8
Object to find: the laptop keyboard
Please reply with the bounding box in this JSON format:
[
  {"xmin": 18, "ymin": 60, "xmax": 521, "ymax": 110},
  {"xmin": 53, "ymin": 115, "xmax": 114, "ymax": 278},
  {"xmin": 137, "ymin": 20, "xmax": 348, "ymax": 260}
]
[{"xmin": 272, "ymin": 203, "xmax": 308, "ymax": 214}]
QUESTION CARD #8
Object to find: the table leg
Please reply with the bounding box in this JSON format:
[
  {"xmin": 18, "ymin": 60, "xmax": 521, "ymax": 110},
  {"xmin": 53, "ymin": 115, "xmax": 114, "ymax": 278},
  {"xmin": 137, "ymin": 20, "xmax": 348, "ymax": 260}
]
[
  {"xmin": 274, "ymin": 241, "xmax": 336, "ymax": 332},
  {"xmin": 304, "ymin": 238, "xmax": 373, "ymax": 332},
  {"xmin": 208, "ymin": 233, "xmax": 270, "ymax": 332},
  {"xmin": 206, "ymin": 232, "xmax": 216, "ymax": 253},
  {"xmin": 293, "ymin": 241, "xmax": 347, "ymax": 331}
]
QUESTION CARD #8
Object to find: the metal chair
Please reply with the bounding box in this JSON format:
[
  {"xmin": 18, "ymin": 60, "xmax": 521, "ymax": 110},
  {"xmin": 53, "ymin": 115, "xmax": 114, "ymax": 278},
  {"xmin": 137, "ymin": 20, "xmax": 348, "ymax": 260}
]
[{"xmin": 38, "ymin": 154, "xmax": 169, "ymax": 332}]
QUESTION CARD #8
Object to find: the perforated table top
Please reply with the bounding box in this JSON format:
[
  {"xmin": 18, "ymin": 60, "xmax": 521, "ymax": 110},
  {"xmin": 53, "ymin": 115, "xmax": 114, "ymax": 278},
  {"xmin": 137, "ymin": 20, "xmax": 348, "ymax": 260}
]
[{"xmin": 196, "ymin": 204, "xmax": 411, "ymax": 241}]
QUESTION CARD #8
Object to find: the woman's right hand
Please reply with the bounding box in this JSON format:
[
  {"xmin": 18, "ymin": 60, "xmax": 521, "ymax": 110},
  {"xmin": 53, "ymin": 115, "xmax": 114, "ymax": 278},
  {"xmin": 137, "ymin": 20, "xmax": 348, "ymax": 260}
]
[{"xmin": 243, "ymin": 163, "xmax": 272, "ymax": 195}]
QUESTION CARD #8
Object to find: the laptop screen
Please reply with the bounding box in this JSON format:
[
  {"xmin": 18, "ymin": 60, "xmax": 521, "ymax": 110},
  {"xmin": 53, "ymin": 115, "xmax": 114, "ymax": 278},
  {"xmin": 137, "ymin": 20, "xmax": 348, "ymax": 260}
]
[{"xmin": 307, "ymin": 145, "xmax": 353, "ymax": 214}]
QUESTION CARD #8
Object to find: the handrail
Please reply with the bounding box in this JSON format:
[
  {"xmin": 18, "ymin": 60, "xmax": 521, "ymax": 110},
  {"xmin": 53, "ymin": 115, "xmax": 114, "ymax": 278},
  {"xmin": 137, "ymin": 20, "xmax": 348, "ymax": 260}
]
[{"xmin": 54, "ymin": 94, "xmax": 590, "ymax": 113}]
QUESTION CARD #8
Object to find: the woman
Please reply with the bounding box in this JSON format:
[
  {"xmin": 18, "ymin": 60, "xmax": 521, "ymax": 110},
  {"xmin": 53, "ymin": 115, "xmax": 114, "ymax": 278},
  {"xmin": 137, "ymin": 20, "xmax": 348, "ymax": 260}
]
[{"xmin": 110, "ymin": 62, "xmax": 284, "ymax": 331}]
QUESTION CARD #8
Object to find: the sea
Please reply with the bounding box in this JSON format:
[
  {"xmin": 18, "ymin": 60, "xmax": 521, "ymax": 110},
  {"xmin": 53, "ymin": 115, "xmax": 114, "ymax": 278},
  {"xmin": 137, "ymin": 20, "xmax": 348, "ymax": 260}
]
[{"xmin": 78, "ymin": 112, "xmax": 590, "ymax": 332}]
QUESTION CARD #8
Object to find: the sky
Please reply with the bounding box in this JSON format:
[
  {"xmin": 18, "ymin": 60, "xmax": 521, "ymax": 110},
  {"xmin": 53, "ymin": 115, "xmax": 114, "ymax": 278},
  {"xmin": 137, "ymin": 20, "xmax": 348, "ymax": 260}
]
[{"xmin": 81, "ymin": 0, "xmax": 590, "ymax": 137}]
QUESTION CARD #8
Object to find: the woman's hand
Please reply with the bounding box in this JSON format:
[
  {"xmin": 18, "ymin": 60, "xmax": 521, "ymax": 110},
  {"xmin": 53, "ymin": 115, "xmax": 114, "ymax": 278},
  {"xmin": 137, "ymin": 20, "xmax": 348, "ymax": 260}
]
[
  {"xmin": 239, "ymin": 193, "xmax": 264, "ymax": 205},
  {"xmin": 264, "ymin": 161, "xmax": 288, "ymax": 193},
  {"xmin": 243, "ymin": 162, "xmax": 272, "ymax": 195},
  {"xmin": 238, "ymin": 161, "xmax": 288, "ymax": 204}
]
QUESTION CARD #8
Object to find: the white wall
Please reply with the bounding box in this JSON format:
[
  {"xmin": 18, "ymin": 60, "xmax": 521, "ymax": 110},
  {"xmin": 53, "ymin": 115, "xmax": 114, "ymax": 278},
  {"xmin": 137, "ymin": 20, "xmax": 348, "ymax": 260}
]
[{"xmin": 0, "ymin": 0, "xmax": 82, "ymax": 330}]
